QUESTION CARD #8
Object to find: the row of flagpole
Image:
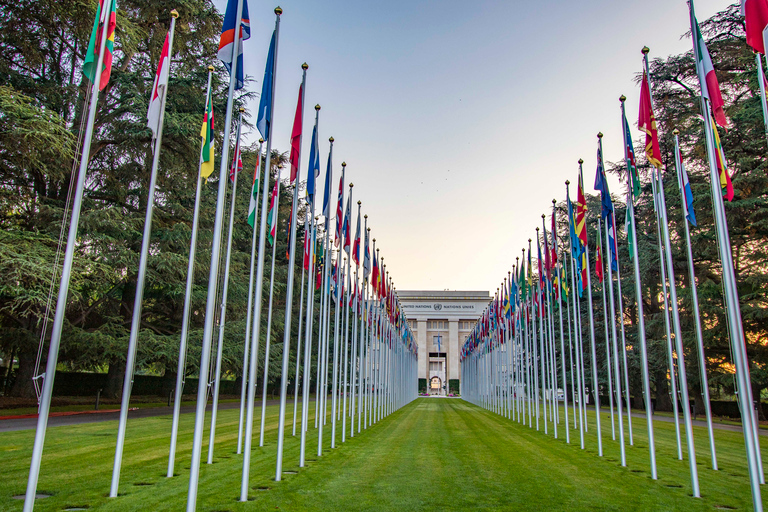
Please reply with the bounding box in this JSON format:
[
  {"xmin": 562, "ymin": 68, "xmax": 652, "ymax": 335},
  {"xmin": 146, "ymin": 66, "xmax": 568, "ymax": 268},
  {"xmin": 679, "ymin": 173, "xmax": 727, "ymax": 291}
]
[
  {"xmin": 23, "ymin": 2, "xmax": 419, "ymax": 511},
  {"xmin": 461, "ymin": 2, "xmax": 766, "ymax": 509}
]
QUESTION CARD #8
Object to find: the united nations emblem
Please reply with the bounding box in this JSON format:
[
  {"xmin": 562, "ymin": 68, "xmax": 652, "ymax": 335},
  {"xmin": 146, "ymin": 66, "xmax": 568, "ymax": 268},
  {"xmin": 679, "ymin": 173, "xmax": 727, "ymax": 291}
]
[{"xmin": 434, "ymin": 304, "xmax": 442, "ymax": 311}]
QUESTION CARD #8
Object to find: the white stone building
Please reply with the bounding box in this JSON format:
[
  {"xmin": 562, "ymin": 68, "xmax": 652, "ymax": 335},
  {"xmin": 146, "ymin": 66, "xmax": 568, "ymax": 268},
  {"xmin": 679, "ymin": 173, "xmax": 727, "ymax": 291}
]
[{"xmin": 398, "ymin": 290, "xmax": 490, "ymax": 396}]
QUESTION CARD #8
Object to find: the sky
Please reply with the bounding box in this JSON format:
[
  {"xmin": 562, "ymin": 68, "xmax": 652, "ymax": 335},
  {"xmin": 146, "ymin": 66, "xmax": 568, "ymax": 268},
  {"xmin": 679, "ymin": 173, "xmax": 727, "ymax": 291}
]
[{"xmin": 214, "ymin": 0, "xmax": 729, "ymax": 294}]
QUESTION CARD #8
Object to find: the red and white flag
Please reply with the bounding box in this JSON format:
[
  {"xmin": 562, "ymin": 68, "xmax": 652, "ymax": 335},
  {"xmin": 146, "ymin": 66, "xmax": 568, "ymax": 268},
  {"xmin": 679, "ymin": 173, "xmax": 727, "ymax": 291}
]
[
  {"xmin": 742, "ymin": 0, "xmax": 768, "ymax": 53},
  {"xmin": 690, "ymin": 2, "xmax": 727, "ymax": 127},
  {"xmin": 147, "ymin": 32, "xmax": 171, "ymax": 139}
]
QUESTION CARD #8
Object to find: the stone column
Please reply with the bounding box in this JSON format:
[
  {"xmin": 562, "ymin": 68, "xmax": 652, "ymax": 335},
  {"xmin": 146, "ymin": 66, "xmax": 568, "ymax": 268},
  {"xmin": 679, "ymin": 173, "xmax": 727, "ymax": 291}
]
[
  {"xmin": 417, "ymin": 320, "xmax": 427, "ymax": 391},
  {"xmin": 448, "ymin": 320, "xmax": 458, "ymax": 395}
]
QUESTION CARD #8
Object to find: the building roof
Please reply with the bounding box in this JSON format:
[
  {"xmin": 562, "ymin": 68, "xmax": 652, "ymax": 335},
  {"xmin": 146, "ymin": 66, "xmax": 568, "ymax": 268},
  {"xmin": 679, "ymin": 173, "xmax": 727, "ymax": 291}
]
[{"xmin": 397, "ymin": 290, "xmax": 490, "ymax": 300}]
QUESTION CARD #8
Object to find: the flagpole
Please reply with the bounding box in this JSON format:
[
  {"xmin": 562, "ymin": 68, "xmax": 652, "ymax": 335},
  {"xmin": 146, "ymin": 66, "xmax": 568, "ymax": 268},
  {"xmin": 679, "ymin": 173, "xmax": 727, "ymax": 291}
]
[
  {"xmin": 553, "ymin": 200, "xmax": 570, "ymax": 443},
  {"xmin": 241, "ymin": 8, "xmax": 282, "ymax": 503},
  {"xmin": 330, "ymin": 163, "xmax": 346, "ymax": 448},
  {"xmin": 566, "ymin": 182, "xmax": 586, "ymax": 449},
  {"xmin": 275, "ymin": 67, "xmax": 309, "ymax": 481},
  {"xmin": 756, "ymin": 52, "xmax": 768, "ymax": 146},
  {"xmin": 237, "ymin": 137, "xmax": 264, "ymax": 455},
  {"xmin": 595, "ymin": 213, "xmax": 616, "ymax": 442},
  {"xmin": 673, "ymin": 129, "xmax": 718, "ymax": 470},
  {"xmin": 259, "ymin": 167, "xmax": 283, "ymax": 448},
  {"xmin": 23, "ymin": 0, "xmax": 115, "ymax": 504},
  {"xmin": 358, "ymin": 217, "xmax": 369, "ymax": 433},
  {"xmin": 168, "ymin": 62, "xmax": 211, "ymax": 477},
  {"xmin": 579, "ymin": 160, "xmax": 603, "ymax": 457},
  {"xmin": 293, "ymin": 210, "xmax": 309, "ymax": 437},
  {"xmin": 207, "ymin": 108, "xmax": 244, "ymax": 464},
  {"xmin": 350, "ymin": 201, "xmax": 362, "ymax": 436},
  {"xmin": 299, "ymin": 216, "xmax": 318, "ymax": 466},
  {"xmin": 110, "ymin": 11, "xmax": 178, "ymax": 497},
  {"xmin": 315, "ymin": 137, "xmax": 333, "ymax": 435}
]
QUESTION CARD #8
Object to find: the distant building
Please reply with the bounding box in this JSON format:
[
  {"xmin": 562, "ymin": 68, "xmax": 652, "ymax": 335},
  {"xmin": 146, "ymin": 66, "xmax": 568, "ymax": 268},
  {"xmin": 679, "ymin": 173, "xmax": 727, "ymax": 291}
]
[{"xmin": 398, "ymin": 290, "xmax": 490, "ymax": 395}]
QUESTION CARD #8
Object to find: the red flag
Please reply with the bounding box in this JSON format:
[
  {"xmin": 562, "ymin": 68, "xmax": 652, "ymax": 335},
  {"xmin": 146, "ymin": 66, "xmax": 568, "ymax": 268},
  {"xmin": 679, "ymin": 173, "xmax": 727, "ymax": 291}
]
[
  {"xmin": 576, "ymin": 174, "xmax": 588, "ymax": 248},
  {"xmin": 743, "ymin": 0, "xmax": 768, "ymax": 53},
  {"xmin": 289, "ymin": 84, "xmax": 303, "ymax": 183},
  {"xmin": 302, "ymin": 228, "xmax": 311, "ymax": 270},
  {"xmin": 639, "ymin": 72, "xmax": 662, "ymax": 169},
  {"xmin": 595, "ymin": 241, "xmax": 604, "ymax": 283}
]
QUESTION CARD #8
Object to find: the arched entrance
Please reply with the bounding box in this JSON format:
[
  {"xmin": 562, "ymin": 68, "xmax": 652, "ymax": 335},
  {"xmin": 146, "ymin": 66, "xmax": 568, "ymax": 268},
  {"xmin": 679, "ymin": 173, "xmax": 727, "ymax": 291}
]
[{"xmin": 429, "ymin": 375, "xmax": 442, "ymax": 396}]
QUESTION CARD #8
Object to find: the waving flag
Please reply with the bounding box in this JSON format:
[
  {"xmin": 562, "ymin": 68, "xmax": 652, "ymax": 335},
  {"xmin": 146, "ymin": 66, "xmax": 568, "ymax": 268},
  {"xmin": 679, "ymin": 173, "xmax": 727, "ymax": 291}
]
[
  {"xmin": 217, "ymin": 0, "xmax": 250, "ymax": 90},
  {"xmin": 690, "ymin": 1, "xmax": 727, "ymax": 127},
  {"xmin": 83, "ymin": 0, "xmax": 116, "ymax": 90},
  {"xmin": 608, "ymin": 223, "xmax": 619, "ymax": 272},
  {"xmin": 372, "ymin": 250, "xmax": 379, "ymax": 296},
  {"xmin": 334, "ymin": 172, "xmax": 345, "ymax": 247},
  {"xmin": 675, "ymin": 142, "xmax": 697, "ymax": 226},
  {"xmin": 147, "ymin": 31, "xmax": 170, "ymax": 139},
  {"xmin": 595, "ymin": 240, "xmax": 604, "ymax": 283},
  {"xmin": 247, "ymin": 151, "xmax": 260, "ymax": 227},
  {"xmin": 266, "ymin": 177, "xmax": 279, "ymax": 246},
  {"xmin": 742, "ymin": 0, "xmax": 768, "ymax": 54},
  {"xmin": 576, "ymin": 174, "xmax": 588, "ymax": 248},
  {"xmin": 352, "ymin": 208, "xmax": 361, "ymax": 265},
  {"xmin": 342, "ymin": 194, "xmax": 352, "ymax": 254},
  {"xmin": 199, "ymin": 87, "xmax": 215, "ymax": 180},
  {"xmin": 622, "ymin": 107, "xmax": 642, "ymax": 199},
  {"xmin": 303, "ymin": 220, "xmax": 311, "ymax": 270},
  {"xmin": 594, "ymin": 144, "xmax": 614, "ymax": 226},
  {"xmin": 363, "ymin": 226, "xmax": 371, "ymax": 280},
  {"xmin": 229, "ymin": 129, "xmax": 242, "ymax": 182},
  {"xmin": 624, "ymin": 190, "xmax": 636, "ymax": 260},
  {"xmin": 639, "ymin": 72, "xmax": 662, "ymax": 170},
  {"xmin": 289, "ymin": 84, "xmax": 303, "ymax": 183},
  {"xmin": 710, "ymin": 114, "xmax": 734, "ymax": 201},
  {"xmin": 322, "ymin": 146, "xmax": 333, "ymax": 218},
  {"xmin": 256, "ymin": 30, "xmax": 276, "ymax": 139},
  {"xmin": 306, "ymin": 123, "xmax": 320, "ymax": 200}
]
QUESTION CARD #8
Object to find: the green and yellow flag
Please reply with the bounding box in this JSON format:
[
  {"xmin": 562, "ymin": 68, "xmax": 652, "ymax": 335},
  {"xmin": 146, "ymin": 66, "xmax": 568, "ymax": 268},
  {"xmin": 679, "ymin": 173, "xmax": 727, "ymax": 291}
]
[{"xmin": 200, "ymin": 88, "xmax": 215, "ymax": 179}]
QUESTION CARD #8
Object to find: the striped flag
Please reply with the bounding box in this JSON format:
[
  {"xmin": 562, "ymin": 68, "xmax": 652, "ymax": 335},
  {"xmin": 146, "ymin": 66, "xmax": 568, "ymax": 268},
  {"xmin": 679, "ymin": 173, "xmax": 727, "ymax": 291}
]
[
  {"xmin": 147, "ymin": 31, "xmax": 170, "ymax": 139},
  {"xmin": 247, "ymin": 152, "xmax": 260, "ymax": 227},
  {"xmin": 217, "ymin": 0, "xmax": 250, "ymax": 91},
  {"xmin": 256, "ymin": 30, "xmax": 276, "ymax": 139},
  {"xmin": 710, "ymin": 114, "xmax": 735, "ymax": 201},
  {"xmin": 306, "ymin": 123, "xmax": 320, "ymax": 200},
  {"xmin": 675, "ymin": 141, "xmax": 697, "ymax": 226},
  {"xmin": 342, "ymin": 194, "xmax": 352, "ymax": 254},
  {"xmin": 199, "ymin": 87, "xmax": 215, "ymax": 180},
  {"xmin": 352, "ymin": 207, "xmax": 361, "ymax": 265},
  {"xmin": 363, "ymin": 225, "xmax": 371, "ymax": 280},
  {"xmin": 690, "ymin": 1, "xmax": 727, "ymax": 127},
  {"xmin": 83, "ymin": 0, "xmax": 116, "ymax": 90},
  {"xmin": 623, "ymin": 105, "xmax": 642, "ymax": 199},
  {"xmin": 266, "ymin": 177, "xmax": 279, "ymax": 246},
  {"xmin": 334, "ymin": 173, "xmax": 345, "ymax": 247}
]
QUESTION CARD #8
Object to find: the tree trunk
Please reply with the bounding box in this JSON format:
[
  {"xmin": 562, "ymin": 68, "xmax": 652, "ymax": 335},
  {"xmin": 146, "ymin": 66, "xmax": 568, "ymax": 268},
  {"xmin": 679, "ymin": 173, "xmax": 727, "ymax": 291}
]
[
  {"xmin": 654, "ymin": 368, "xmax": 672, "ymax": 412},
  {"xmin": 8, "ymin": 347, "xmax": 37, "ymax": 398},
  {"xmin": 104, "ymin": 359, "xmax": 125, "ymax": 399}
]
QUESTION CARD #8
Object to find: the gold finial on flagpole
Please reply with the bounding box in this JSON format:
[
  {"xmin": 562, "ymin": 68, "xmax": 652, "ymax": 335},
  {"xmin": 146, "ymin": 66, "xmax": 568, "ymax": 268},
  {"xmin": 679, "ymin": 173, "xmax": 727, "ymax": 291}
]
[
  {"xmin": 329, "ymin": 136, "xmax": 334, "ymax": 142},
  {"xmin": 171, "ymin": 9, "xmax": 179, "ymax": 18},
  {"xmin": 578, "ymin": 159, "xmax": 583, "ymax": 164},
  {"xmin": 275, "ymin": 6, "xmax": 283, "ymax": 15},
  {"xmin": 302, "ymin": 62, "xmax": 308, "ymax": 70},
  {"xmin": 642, "ymin": 46, "xmax": 650, "ymax": 55},
  {"xmin": 315, "ymin": 104, "xmax": 321, "ymax": 111},
  {"xmin": 620, "ymin": 95, "xmax": 626, "ymax": 102},
  {"xmin": 674, "ymin": 129, "xmax": 680, "ymax": 135},
  {"xmin": 208, "ymin": 65, "xmax": 214, "ymax": 71},
  {"xmin": 597, "ymin": 132, "xmax": 603, "ymax": 139}
]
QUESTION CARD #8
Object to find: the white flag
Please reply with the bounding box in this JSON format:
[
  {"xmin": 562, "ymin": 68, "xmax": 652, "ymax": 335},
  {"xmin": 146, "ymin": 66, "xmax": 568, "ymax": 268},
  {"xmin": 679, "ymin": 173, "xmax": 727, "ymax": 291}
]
[{"xmin": 147, "ymin": 32, "xmax": 171, "ymax": 139}]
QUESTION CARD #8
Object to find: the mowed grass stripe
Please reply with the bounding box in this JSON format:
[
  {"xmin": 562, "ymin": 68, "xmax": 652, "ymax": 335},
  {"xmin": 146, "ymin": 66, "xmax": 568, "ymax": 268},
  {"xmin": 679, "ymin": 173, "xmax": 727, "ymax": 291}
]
[{"xmin": 0, "ymin": 398, "xmax": 764, "ymax": 511}]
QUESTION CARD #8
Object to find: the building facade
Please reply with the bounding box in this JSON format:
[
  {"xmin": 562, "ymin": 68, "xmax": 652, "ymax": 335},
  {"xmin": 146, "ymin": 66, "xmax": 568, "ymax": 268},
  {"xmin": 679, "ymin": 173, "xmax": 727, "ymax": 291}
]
[{"xmin": 398, "ymin": 290, "xmax": 490, "ymax": 395}]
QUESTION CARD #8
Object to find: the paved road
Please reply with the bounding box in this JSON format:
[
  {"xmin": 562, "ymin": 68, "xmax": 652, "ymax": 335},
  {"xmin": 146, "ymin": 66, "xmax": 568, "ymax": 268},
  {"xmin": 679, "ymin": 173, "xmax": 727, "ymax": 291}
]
[{"xmin": 0, "ymin": 399, "xmax": 285, "ymax": 433}]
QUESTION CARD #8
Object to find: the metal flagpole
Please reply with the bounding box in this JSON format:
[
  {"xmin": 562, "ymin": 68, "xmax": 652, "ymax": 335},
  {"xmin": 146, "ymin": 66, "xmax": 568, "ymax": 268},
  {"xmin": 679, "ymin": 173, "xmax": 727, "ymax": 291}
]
[
  {"xmin": 553, "ymin": 201, "xmax": 570, "ymax": 443},
  {"xmin": 673, "ymin": 129, "xmax": 717, "ymax": 469},
  {"xmin": 342, "ymin": 199, "xmax": 353, "ymax": 441},
  {"xmin": 23, "ymin": 1, "xmax": 115, "ymax": 504},
  {"xmin": 578, "ymin": 162, "xmax": 603, "ymax": 457},
  {"xmin": 626, "ymin": 168, "xmax": 657, "ymax": 479},
  {"xmin": 358, "ymin": 218, "xmax": 369, "ymax": 433},
  {"xmin": 207, "ymin": 108, "xmax": 244, "ymax": 464},
  {"xmin": 643, "ymin": 49, "xmax": 698, "ymax": 493},
  {"xmin": 275, "ymin": 72, "xmax": 309, "ymax": 481},
  {"xmin": 299, "ymin": 216, "xmax": 318, "ymax": 466},
  {"xmin": 293, "ymin": 210, "xmax": 309, "ymax": 437},
  {"xmin": 329, "ymin": 164, "xmax": 347, "ymax": 447},
  {"xmin": 350, "ymin": 201, "xmax": 362, "ymax": 436},
  {"xmin": 169, "ymin": 62, "xmax": 211, "ymax": 477},
  {"xmin": 237, "ymin": 137, "xmax": 264, "ymax": 455},
  {"xmin": 259, "ymin": 166, "xmax": 283, "ymax": 448},
  {"xmin": 596, "ymin": 214, "xmax": 616, "ymax": 441},
  {"xmin": 111, "ymin": 12, "xmax": 178, "ymax": 497},
  {"xmin": 187, "ymin": 0, "xmax": 246, "ymax": 505},
  {"xmin": 756, "ymin": 52, "xmax": 768, "ymax": 146},
  {"xmin": 315, "ymin": 137, "xmax": 333, "ymax": 435},
  {"xmin": 241, "ymin": 8, "xmax": 281, "ymax": 503}
]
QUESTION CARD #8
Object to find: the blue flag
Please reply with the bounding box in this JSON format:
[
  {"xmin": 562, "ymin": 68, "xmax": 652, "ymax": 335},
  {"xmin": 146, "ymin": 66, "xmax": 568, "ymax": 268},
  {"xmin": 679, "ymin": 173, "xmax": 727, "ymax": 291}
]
[
  {"xmin": 322, "ymin": 146, "xmax": 333, "ymax": 218},
  {"xmin": 217, "ymin": 0, "xmax": 251, "ymax": 91},
  {"xmin": 678, "ymin": 151, "xmax": 697, "ymax": 226},
  {"xmin": 256, "ymin": 30, "xmax": 276, "ymax": 139},
  {"xmin": 306, "ymin": 123, "xmax": 320, "ymax": 200},
  {"xmin": 594, "ymin": 144, "xmax": 614, "ymax": 227}
]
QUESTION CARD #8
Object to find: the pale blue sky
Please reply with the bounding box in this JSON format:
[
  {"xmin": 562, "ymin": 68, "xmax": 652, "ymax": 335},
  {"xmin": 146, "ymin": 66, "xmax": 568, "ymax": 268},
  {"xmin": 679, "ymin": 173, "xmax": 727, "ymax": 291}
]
[{"xmin": 215, "ymin": 0, "xmax": 728, "ymax": 293}]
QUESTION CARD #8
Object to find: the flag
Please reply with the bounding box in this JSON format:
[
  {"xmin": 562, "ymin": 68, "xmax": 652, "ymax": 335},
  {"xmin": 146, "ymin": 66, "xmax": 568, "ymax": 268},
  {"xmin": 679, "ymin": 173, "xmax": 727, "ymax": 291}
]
[
  {"xmin": 342, "ymin": 193, "xmax": 351, "ymax": 254},
  {"xmin": 710, "ymin": 114, "xmax": 735, "ymax": 201},
  {"xmin": 147, "ymin": 31, "xmax": 170, "ymax": 139},
  {"xmin": 229, "ymin": 130, "xmax": 242, "ymax": 182},
  {"xmin": 267, "ymin": 177, "xmax": 279, "ymax": 246},
  {"xmin": 742, "ymin": 0, "xmax": 768, "ymax": 54},
  {"xmin": 622, "ymin": 106, "xmax": 642, "ymax": 199},
  {"xmin": 550, "ymin": 211, "xmax": 558, "ymax": 268},
  {"xmin": 594, "ymin": 143, "xmax": 614, "ymax": 226},
  {"xmin": 285, "ymin": 202, "xmax": 293, "ymax": 260},
  {"xmin": 624, "ymin": 191, "xmax": 635, "ymax": 260},
  {"xmin": 690, "ymin": 1, "xmax": 727, "ymax": 127},
  {"xmin": 638, "ymin": 72, "xmax": 662, "ymax": 170},
  {"xmin": 372, "ymin": 250, "xmax": 379, "ymax": 296},
  {"xmin": 322, "ymin": 147, "xmax": 333, "ymax": 218},
  {"xmin": 289, "ymin": 84, "xmax": 303, "ymax": 183},
  {"xmin": 303, "ymin": 223, "xmax": 311, "ymax": 270},
  {"xmin": 363, "ymin": 226, "xmax": 371, "ymax": 280},
  {"xmin": 608, "ymin": 222, "xmax": 619, "ymax": 272},
  {"xmin": 575, "ymin": 173, "xmax": 588, "ymax": 248},
  {"xmin": 256, "ymin": 30, "xmax": 276, "ymax": 139},
  {"xmin": 83, "ymin": 0, "xmax": 116, "ymax": 91},
  {"xmin": 199, "ymin": 87, "xmax": 215, "ymax": 180},
  {"xmin": 595, "ymin": 240, "xmax": 604, "ymax": 283},
  {"xmin": 334, "ymin": 173, "xmax": 345, "ymax": 247},
  {"xmin": 247, "ymin": 152, "xmax": 260, "ymax": 227},
  {"xmin": 306, "ymin": 123, "xmax": 320, "ymax": 200},
  {"xmin": 352, "ymin": 208, "xmax": 361, "ymax": 265},
  {"xmin": 542, "ymin": 223, "xmax": 552, "ymax": 287},
  {"xmin": 217, "ymin": 0, "xmax": 250, "ymax": 91},
  {"xmin": 676, "ymin": 143, "xmax": 697, "ymax": 226}
]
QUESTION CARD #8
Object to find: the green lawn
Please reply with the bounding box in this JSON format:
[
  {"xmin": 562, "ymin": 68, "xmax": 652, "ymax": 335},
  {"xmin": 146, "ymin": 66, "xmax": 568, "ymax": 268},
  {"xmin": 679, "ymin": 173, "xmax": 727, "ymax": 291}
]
[{"xmin": 0, "ymin": 397, "xmax": 765, "ymax": 511}]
